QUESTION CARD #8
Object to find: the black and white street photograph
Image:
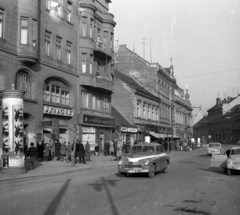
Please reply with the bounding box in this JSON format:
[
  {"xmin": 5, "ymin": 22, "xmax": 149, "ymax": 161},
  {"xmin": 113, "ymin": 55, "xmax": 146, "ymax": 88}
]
[{"xmin": 0, "ymin": 0, "xmax": 240, "ymax": 215}]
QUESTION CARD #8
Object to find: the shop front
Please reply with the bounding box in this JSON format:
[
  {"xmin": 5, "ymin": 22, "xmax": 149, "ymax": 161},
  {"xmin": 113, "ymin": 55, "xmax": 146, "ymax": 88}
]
[
  {"xmin": 42, "ymin": 105, "xmax": 75, "ymax": 145},
  {"xmin": 120, "ymin": 126, "xmax": 138, "ymax": 145},
  {"xmin": 79, "ymin": 113, "xmax": 115, "ymax": 152}
]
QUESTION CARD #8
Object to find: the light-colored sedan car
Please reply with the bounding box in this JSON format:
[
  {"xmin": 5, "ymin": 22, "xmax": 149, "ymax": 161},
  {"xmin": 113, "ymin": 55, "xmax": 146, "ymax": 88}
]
[
  {"xmin": 211, "ymin": 146, "xmax": 240, "ymax": 176},
  {"xmin": 118, "ymin": 143, "xmax": 170, "ymax": 178},
  {"xmin": 206, "ymin": 142, "xmax": 221, "ymax": 156}
]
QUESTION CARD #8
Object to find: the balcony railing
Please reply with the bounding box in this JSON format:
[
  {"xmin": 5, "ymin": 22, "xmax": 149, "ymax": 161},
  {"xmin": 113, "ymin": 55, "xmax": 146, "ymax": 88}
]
[
  {"xmin": 95, "ymin": 40, "xmax": 113, "ymax": 57},
  {"xmin": 95, "ymin": 76, "xmax": 113, "ymax": 92}
]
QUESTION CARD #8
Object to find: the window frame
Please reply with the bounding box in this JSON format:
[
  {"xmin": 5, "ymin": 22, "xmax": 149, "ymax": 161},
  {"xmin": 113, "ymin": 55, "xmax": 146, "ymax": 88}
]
[
  {"xmin": 67, "ymin": 1, "xmax": 72, "ymax": 23},
  {"xmin": 0, "ymin": 9, "xmax": 4, "ymax": 38},
  {"xmin": 45, "ymin": 31, "xmax": 51, "ymax": 56},
  {"xmin": 43, "ymin": 80, "xmax": 70, "ymax": 106},
  {"xmin": 20, "ymin": 17, "xmax": 28, "ymax": 44},
  {"xmin": 56, "ymin": 36, "xmax": 62, "ymax": 61},
  {"xmin": 82, "ymin": 53, "xmax": 87, "ymax": 73}
]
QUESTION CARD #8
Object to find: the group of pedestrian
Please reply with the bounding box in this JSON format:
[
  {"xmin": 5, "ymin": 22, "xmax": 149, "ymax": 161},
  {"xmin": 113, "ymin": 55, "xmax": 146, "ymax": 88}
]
[{"xmin": 72, "ymin": 140, "xmax": 92, "ymax": 164}]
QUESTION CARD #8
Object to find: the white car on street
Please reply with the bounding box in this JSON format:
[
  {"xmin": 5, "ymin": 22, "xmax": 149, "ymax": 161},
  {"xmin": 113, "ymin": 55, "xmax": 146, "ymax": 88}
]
[{"xmin": 206, "ymin": 142, "xmax": 221, "ymax": 156}]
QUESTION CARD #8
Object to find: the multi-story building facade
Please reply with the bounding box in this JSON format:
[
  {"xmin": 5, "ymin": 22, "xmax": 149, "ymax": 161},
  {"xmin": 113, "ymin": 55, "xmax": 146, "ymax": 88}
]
[
  {"xmin": 193, "ymin": 94, "xmax": 240, "ymax": 145},
  {"xmin": 0, "ymin": 0, "xmax": 116, "ymax": 153},
  {"xmin": 115, "ymin": 44, "xmax": 172, "ymax": 136},
  {"xmin": 112, "ymin": 70, "xmax": 162, "ymax": 144},
  {"xmin": 115, "ymin": 44, "xmax": 192, "ymax": 142}
]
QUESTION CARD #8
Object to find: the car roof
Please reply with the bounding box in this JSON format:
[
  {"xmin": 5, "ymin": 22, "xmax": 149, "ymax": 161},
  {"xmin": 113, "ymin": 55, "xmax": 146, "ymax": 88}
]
[
  {"xmin": 133, "ymin": 143, "xmax": 160, "ymax": 147},
  {"xmin": 231, "ymin": 147, "xmax": 240, "ymax": 150},
  {"xmin": 209, "ymin": 142, "xmax": 221, "ymax": 144}
]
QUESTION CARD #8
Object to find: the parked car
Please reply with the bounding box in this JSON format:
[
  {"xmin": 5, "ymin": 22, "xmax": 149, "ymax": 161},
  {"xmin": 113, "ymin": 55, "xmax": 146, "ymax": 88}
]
[
  {"xmin": 211, "ymin": 146, "xmax": 240, "ymax": 176},
  {"xmin": 118, "ymin": 143, "xmax": 170, "ymax": 178},
  {"xmin": 206, "ymin": 142, "xmax": 222, "ymax": 156}
]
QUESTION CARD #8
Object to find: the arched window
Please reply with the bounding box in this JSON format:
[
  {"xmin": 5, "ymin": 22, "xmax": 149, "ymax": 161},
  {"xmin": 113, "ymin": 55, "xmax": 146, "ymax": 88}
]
[
  {"xmin": 16, "ymin": 71, "xmax": 32, "ymax": 99},
  {"xmin": 43, "ymin": 79, "xmax": 70, "ymax": 106}
]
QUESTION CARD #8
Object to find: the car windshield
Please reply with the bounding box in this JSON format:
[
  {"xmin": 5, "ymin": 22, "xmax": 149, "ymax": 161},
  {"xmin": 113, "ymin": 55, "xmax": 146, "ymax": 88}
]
[
  {"xmin": 209, "ymin": 143, "xmax": 220, "ymax": 148},
  {"xmin": 230, "ymin": 148, "xmax": 240, "ymax": 155},
  {"xmin": 130, "ymin": 146, "xmax": 155, "ymax": 154}
]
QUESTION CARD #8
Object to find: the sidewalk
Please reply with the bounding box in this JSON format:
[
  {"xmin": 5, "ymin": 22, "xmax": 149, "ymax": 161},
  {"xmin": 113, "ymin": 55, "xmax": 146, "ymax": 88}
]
[{"xmin": 0, "ymin": 150, "xmax": 199, "ymax": 182}]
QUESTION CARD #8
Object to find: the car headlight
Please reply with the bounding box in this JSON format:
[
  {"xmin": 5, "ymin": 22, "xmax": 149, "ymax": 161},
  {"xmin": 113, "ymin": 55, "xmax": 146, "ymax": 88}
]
[
  {"xmin": 140, "ymin": 159, "xmax": 149, "ymax": 166},
  {"xmin": 118, "ymin": 160, "xmax": 123, "ymax": 165}
]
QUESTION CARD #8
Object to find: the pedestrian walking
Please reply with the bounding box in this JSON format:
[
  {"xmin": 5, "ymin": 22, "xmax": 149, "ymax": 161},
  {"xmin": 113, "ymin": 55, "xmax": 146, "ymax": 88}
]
[
  {"xmin": 113, "ymin": 139, "xmax": 117, "ymax": 157},
  {"xmin": 60, "ymin": 142, "xmax": 67, "ymax": 161},
  {"xmin": 109, "ymin": 140, "xmax": 114, "ymax": 155},
  {"xmin": 78, "ymin": 141, "xmax": 86, "ymax": 164},
  {"xmin": 28, "ymin": 142, "xmax": 37, "ymax": 170},
  {"xmin": 85, "ymin": 140, "xmax": 91, "ymax": 161},
  {"xmin": 54, "ymin": 139, "xmax": 61, "ymax": 160},
  {"xmin": 94, "ymin": 144, "xmax": 99, "ymax": 156},
  {"xmin": 37, "ymin": 141, "xmax": 44, "ymax": 161},
  {"xmin": 116, "ymin": 139, "xmax": 122, "ymax": 161}
]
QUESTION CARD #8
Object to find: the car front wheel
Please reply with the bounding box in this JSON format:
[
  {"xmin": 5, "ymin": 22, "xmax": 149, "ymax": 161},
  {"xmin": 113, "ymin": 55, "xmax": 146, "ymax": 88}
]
[{"xmin": 148, "ymin": 164, "xmax": 155, "ymax": 178}]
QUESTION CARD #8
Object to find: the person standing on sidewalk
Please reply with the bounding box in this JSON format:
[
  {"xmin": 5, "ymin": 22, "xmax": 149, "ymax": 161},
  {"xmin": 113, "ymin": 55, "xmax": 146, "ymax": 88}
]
[
  {"xmin": 54, "ymin": 139, "xmax": 61, "ymax": 160},
  {"xmin": 60, "ymin": 142, "xmax": 67, "ymax": 161},
  {"xmin": 94, "ymin": 144, "xmax": 99, "ymax": 156},
  {"xmin": 48, "ymin": 140, "xmax": 52, "ymax": 161},
  {"xmin": 85, "ymin": 140, "xmax": 91, "ymax": 161},
  {"xmin": 78, "ymin": 141, "xmax": 86, "ymax": 164},
  {"xmin": 44, "ymin": 141, "xmax": 50, "ymax": 162},
  {"xmin": 37, "ymin": 141, "xmax": 44, "ymax": 161},
  {"xmin": 28, "ymin": 142, "xmax": 37, "ymax": 170}
]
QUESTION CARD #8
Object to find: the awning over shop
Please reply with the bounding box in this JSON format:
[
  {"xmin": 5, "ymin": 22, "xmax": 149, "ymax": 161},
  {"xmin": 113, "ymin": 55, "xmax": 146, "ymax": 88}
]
[
  {"xmin": 149, "ymin": 131, "xmax": 166, "ymax": 139},
  {"xmin": 165, "ymin": 135, "xmax": 180, "ymax": 139}
]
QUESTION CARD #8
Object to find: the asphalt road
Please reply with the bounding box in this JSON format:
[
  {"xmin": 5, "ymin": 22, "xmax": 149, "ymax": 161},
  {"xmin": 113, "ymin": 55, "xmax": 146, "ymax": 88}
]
[{"xmin": 0, "ymin": 146, "xmax": 239, "ymax": 215}]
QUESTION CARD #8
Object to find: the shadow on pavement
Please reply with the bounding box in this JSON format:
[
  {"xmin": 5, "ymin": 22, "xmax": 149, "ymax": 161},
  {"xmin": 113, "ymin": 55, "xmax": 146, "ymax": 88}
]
[
  {"xmin": 42, "ymin": 179, "xmax": 71, "ymax": 215},
  {"xmin": 166, "ymin": 204, "xmax": 211, "ymax": 215},
  {"xmin": 25, "ymin": 160, "xmax": 43, "ymax": 173},
  {"xmin": 88, "ymin": 177, "xmax": 120, "ymax": 215},
  {"xmin": 199, "ymin": 167, "xmax": 225, "ymax": 175}
]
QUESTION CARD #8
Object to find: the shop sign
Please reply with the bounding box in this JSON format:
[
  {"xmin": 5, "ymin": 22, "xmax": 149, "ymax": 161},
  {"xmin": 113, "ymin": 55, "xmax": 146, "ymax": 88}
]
[
  {"xmin": 44, "ymin": 105, "xmax": 73, "ymax": 117},
  {"xmin": 120, "ymin": 127, "xmax": 137, "ymax": 133},
  {"xmin": 83, "ymin": 114, "xmax": 115, "ymax": 126},
  {"xmin": 82, "ymin": 127, "xmax": 96, "ymax": 133}
]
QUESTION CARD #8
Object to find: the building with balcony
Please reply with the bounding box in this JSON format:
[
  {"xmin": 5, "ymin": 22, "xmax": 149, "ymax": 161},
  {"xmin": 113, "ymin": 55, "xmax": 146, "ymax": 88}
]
[{"xmin": 0, "ymin": 0, "xmax": 116, "ymax": 154}]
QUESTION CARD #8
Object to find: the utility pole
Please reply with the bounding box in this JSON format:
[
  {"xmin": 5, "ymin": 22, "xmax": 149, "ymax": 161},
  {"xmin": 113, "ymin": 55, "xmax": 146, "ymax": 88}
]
[
  {"xmin": 142, "ymin": 38, "xmax": 146, "ymax": 59},
  {"xmin": 150, "ymin": 37, "xmax": 152, "ymax": 63}
]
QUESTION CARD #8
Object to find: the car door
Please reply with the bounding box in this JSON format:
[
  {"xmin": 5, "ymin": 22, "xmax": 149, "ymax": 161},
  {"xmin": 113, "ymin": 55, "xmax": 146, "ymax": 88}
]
[
  {"xmin": 155, "ymin": 146, "xmax": 161, "ymax": 171},
  {"xmin": 159, "ymin": 145, "xmax": 167, "ymax": 170}
]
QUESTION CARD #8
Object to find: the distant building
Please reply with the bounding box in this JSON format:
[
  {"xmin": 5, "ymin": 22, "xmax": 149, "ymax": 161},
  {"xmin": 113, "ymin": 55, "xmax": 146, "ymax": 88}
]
[
  {"xmin": 114, "ymin": 44, "xmax": 193, "ymax": 142},
  {"xmin": 193, "ymin": 94, "xmax": 240, "ymax": 144},
  {"xmin": 112, "ymin": 70, "xmax": 162, "ymax": 144}
]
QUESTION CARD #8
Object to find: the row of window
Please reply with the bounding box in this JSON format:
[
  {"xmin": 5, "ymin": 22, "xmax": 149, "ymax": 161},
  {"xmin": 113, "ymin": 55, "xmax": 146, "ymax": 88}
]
[
  {"xmin": 45, "ymin": 30, "xmax": 72, "ymax": 64},
  {"xmin": 136, "ymin": 102, "xmax": 160, "ymax": 121},
  {"xmin": 81, "ymin": 91, "xmax": 110, "ymax": 112}
]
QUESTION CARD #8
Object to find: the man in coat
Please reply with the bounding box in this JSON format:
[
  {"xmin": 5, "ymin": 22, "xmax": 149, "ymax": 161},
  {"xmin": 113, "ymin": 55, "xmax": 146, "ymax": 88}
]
[
  {"xmin": 37, "ymin": 141, "xmax": 44, "ymax": 161},
  {"xmin": 54, "ymin": 139, "xmax": 61, "ymax": 160},
  {"xmin": 28, "ymin": 142, "xmax": 37, "ymax": 170},
  {"xmin": 78, "ymin": 141, "xmax": 86, "ymax": 164}
]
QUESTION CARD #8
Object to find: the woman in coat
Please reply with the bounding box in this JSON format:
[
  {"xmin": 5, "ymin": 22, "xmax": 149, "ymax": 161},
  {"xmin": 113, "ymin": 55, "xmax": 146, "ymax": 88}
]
[
  {"xmin": 37, "ymin": 141, "xmax": 45, "ymax": 161},
  {"xmin": 85, "ymin": 141, "xmax": 91, "ymax": 161},
  {"xmin": 60, "ymin": 142, "xmax": 67, "ymax": 161},
  {"xmin": 78, "ymin": 142, "xmax": 86, "ymax": 164},
  {"xmin": 44, "ymin": 142, "xmax": 50, "ymax": 161}
]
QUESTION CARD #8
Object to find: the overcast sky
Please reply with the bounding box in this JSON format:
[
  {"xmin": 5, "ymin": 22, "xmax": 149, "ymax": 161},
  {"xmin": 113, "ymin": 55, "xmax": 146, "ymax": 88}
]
[{"xmin": 109, "ymin": 0, "xmax": 240, "ymax": 111}]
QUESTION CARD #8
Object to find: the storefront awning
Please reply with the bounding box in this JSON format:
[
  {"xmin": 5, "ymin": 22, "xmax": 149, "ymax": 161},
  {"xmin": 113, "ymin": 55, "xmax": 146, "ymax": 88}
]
[{"xmin": 149, "ymin": 131, "xmax": 166, "ymax": 139}]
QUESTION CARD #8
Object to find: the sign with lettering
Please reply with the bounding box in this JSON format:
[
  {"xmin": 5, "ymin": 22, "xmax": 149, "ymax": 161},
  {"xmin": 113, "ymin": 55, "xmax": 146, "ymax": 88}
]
[
  {"xmin": 83, "ymin": 114, "xmax": 115, "ymax": 126},
  {"xmin": 120, "ymin": 127, "xmax": 138, "ymax": 133},
  {"xmin": 44, "ymin": 106, "xmax": 73, "ymax": 117},
  {"xmin": 82, "ymin": 127, "xmax": 96, "ymax": 133}
]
